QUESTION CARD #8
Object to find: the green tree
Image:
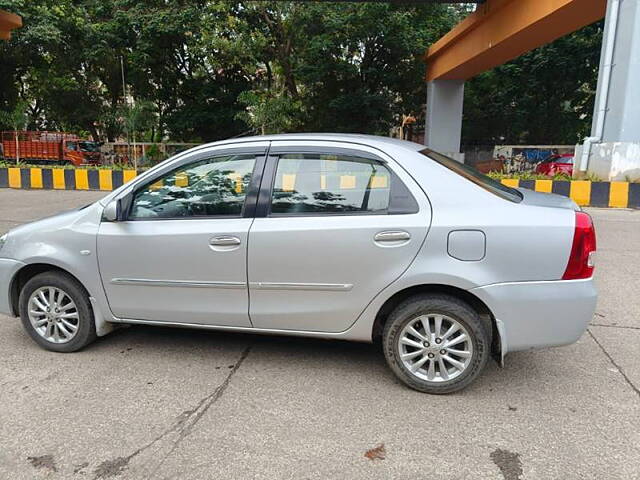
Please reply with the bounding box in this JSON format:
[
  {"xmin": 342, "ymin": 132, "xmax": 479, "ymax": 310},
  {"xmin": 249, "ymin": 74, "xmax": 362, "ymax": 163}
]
[
  {"xmin": 237, "ymin": 91, "xmax": 304, "ymax": 134},
  {"xmin": 0, "ymin": 100, "xmax": 28, "ymax": 132},
  {"xmin": 0, "ymin": 100, "xmax": 28, "ymax": 162},
  {"xmin": 0, "ymin": 1, "xmax": 111, "ymax": 137},
  {"xmin": 462, "ymin": 22, "xmax": 604, "ymax": 146},
  {"xmin": 120, "ymin": 100, "xmax": 156, "ymax": 142},
  {"xmin": 231, "ymin": 1, "xmax": 459, "ymax": 135},
  {"xmin": 0, "ymin": 1, "xmax": 604, "ymax": 148}
]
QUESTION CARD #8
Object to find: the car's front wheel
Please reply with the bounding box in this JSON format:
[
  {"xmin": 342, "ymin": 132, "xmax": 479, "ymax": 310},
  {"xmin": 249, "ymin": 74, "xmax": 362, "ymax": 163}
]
[
  {"xmin": 383, "ymin": 294, "xmax": 490, "ymax": 394},
  {"xmin": 19, "ymin": 271, "xmax": 96, "ymax": 352}
]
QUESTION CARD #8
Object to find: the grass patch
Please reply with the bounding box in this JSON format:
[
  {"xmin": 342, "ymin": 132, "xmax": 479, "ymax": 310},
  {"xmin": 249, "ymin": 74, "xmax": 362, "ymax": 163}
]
[
  {"xmin": 486, "ymin": 171, "xmax": 573, "ymax": 182},
  {"xmin": 0, "ymin": 160, "xmax": 145, "ymax": 171}
]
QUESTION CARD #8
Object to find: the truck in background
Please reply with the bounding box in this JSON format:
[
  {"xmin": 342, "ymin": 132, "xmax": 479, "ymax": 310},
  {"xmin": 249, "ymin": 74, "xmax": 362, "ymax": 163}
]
[{"xmin": 0, "ymin": 131, "xmax": 102, "ymax": 166}]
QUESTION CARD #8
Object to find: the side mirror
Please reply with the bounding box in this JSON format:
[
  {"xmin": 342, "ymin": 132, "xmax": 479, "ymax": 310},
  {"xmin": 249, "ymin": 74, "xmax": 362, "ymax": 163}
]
[{"xmin": 103, "ymin": 200, "xmax": 120, "ymax": 222}]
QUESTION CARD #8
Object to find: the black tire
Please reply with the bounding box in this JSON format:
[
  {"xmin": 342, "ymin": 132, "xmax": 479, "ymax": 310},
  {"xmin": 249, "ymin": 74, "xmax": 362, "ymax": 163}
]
[
  {"xmin": 19, "ymin": 271, "xmax": 96, "ymax": 353},
  {"xmin": 382, "ymin": 294, "xmax": 490, "ymax": 394}
]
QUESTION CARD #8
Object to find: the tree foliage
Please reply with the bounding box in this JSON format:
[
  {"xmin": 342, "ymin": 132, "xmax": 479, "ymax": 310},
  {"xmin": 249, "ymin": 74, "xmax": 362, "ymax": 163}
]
[
  {"xmin": 463, "ymin": 22, "xmax": 603, "ymax": 146},
  {"xmin": 0, "ymin": 1, "xmax": 602, "ymax": 146}
]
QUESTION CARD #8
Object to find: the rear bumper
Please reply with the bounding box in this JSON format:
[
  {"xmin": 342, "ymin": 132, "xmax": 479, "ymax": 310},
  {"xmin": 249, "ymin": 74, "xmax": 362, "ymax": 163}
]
[
  {"xmin": 0, "ymin": 258, "xmax": 24, "ymax": 317},
  {"xmin": 470, "ymin": 278, "xmax": 597, "ymax": 353}
]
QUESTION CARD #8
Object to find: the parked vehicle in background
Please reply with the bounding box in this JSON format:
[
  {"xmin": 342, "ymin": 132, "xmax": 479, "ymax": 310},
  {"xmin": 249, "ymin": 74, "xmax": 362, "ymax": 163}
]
[
  {"xmin": 0, "ymin": 131, "xmax": 102, "ymax": 166},
  {"xmin": 0, "ymin": 134, "xmax": 597, "ymax": 394},
  {"xmin": 535, "ymin": 153, "xmax": 574, "ymax": 176}
]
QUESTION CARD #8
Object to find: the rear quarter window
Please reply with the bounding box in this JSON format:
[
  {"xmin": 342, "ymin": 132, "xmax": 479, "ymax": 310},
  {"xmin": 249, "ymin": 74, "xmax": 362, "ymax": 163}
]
[{"xmin": 420, "ymin": 149, "xmax": 523, "ymax": 203}]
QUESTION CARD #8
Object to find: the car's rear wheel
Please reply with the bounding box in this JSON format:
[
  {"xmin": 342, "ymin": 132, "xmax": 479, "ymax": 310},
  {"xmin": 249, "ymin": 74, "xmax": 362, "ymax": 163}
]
[
  {"xmin": 382, "ymin": 294, "xmax": 490, "ymax": 394},
  {"xmin": 19, "ymin": 271, "xmax": 96, "ymax": 352}
]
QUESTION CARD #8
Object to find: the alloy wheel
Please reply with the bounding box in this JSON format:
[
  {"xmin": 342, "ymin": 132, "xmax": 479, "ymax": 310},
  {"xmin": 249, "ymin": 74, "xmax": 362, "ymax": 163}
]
[
  {"xmin": 28, "ymin": 286, "xmax": 80, "ymax": 344},
  {"xmin": 398, "ymin": 313, "xmax": 473, "ymax": 382}
]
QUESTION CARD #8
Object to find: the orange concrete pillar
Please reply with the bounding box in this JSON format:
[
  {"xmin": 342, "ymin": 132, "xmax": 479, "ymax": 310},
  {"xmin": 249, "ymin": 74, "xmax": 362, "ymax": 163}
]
[{"xmin": 0, "ymin": 9, "xmax": 21, "ymax": 40}]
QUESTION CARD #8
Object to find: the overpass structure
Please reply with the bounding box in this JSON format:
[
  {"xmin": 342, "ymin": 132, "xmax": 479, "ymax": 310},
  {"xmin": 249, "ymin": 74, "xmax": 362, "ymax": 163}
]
[
  {"xmin": 0, "ymin": 9, "xmax": 21, "ymax": 40},
  {"xmin": 424, "ymin": 0, "xmax": 640, "ymax": 181}
]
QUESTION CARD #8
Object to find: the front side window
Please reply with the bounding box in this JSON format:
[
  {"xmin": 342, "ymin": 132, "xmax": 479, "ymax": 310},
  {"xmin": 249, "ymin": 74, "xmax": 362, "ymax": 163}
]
[
  {"xmin": 270, "ymin": 154, "xmax": 391, "ymax": 215},
  {"xmin": 129, "ymin": 154, "xmax": 256, "ymax": 219},
  {"xmin": 79, "ymin": 141, "xmax": 99, "ymax": 152}
]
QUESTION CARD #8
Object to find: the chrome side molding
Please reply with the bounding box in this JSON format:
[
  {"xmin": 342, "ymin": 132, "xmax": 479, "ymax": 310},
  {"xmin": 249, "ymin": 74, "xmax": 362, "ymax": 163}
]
[
  {"xmin": 111, "ymin": 279, "xmax": 352, "ymax": 291},
  {"xmin": 250, "ymin": 282, "xmax": 353, "ymax": 292},
  {"xmin": 110, "ymin": 278, "xmax": 245, "ymax": 289}
]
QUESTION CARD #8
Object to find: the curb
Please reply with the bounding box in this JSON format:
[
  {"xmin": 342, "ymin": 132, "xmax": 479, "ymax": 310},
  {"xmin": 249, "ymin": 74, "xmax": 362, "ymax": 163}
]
[
  {"xmin": 499, "ymin": 179, "xmax": 640, "ymax": 208},
  {"xmin": 0, "ymin": 167, "xmax": 139, "ymax": 191},
  {"xmin": 0, "ymin": 167, "xmax": 638, "ymax": 208}
]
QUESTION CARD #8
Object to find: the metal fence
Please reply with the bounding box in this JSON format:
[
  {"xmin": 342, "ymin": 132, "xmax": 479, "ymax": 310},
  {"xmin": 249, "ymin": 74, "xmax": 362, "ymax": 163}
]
[{"xmin": 100, "ymin": 142, "xmax": 199, "ymax": 167}]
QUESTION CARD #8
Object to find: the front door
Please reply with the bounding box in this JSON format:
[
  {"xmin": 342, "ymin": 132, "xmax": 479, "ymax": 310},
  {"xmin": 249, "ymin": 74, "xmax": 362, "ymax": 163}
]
[
  {"xmin": 247, "ymin": 142, "xmax": 430, "ymax": 333},
  {"xmin": 98, "ymin": 147, "xmax": 265, "ymax": 326}
]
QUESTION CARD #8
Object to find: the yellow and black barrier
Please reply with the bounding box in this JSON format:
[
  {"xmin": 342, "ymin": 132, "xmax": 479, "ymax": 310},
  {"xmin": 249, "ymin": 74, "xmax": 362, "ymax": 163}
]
[
  {"xmin": 0, "ymin": 167, "xmax": 638, "ymax": 208},
  {"xmin": 0, "ymin": 167, "xmax": 138, "ymax": 191},
  {"xmin": 499, "ymin": 179, "xmax": 639, "ymax": 208}
]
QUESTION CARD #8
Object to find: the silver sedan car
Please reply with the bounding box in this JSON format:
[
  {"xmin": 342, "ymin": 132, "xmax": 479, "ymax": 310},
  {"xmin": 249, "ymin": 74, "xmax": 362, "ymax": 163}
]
[{"xmin": 0, "ymin": 134, "xmax": 597, "ymax": 393}]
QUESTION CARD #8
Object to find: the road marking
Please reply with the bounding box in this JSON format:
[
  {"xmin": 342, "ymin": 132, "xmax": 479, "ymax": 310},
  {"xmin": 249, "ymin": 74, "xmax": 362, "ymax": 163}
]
[
  {"xmin": 75, "ymin": 170, "xmax": 89, "ymax": 190},
  {"xmin": 30, "ymin": 168, "xmax": 43, "ymax": 189},
  {"xmin": 609, "ymin": 182, "xmax": 629, "ymax": 208},
  {"xmin": 7, "ymin": 168, "xmax": 20, "ymax": 188},
  {"xmin": 570, "ymin": 180, "xmax": 591, "ymax": 206},
  {"xmin": 52, "ymin": 169, "xmax": 65, "ymax": 189},
  {"xmin": 98, "ymin": 169, "xmax": 113, "ymax": 191},
  {"xmin": 534, "ymin": 179, "xmax": 552, "ymax": 193}
]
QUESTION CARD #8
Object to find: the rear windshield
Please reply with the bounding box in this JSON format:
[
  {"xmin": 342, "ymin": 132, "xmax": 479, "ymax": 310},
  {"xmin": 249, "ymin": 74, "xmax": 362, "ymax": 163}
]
[{"xmin": 419, "ymin": 149, "xmax": 523, "ymax": 203}]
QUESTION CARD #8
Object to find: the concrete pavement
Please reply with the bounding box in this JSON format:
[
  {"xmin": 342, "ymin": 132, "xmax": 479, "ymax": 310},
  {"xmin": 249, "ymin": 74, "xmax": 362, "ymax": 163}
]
[{"xmin": 0, "ymin": 190, "xmax": 638, "ymax": 479}]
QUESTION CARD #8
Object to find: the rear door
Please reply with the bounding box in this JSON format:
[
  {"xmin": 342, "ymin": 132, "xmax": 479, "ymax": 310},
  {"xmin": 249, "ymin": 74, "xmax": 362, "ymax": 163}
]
[{"xmin": 247, "ymin": 141, "xmax": 431, "ymax": 333}]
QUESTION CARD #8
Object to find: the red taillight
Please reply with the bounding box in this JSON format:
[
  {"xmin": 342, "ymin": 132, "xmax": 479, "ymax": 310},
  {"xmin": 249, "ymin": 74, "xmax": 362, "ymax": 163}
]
[{"xmin": 562, "ymin": 212, "xmax": 596, "ymax": 280}]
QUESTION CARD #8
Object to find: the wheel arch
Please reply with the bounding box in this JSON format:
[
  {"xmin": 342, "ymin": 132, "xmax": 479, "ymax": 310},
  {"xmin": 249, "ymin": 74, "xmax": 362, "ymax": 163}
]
[
  {"xmin": 9, "ymin": 263, "xmax": 89, "ymax": 317},
  {"xmin": 371, "ymin": 283, "xmax": 502, "ymax": 364}
]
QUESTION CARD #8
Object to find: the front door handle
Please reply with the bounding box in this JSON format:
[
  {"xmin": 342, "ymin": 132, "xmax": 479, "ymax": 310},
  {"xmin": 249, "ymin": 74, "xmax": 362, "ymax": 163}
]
[
  {"xmin": 374, "ymin": 231, "xmax": 411, "ymax": 242},
  {"xmin": 209, "ymin": 235, "xmax": 241, "ymax": 247}
]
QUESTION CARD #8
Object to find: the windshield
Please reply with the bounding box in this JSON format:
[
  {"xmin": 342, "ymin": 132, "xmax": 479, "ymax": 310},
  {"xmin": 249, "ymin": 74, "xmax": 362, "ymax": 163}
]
[
  {"xmin": 420, "ymin": 149, "xmax": 522, "ymax": 203},
  {"xmin": 79, "ymin": 141, "xmax": 100, "ymax": 152}
]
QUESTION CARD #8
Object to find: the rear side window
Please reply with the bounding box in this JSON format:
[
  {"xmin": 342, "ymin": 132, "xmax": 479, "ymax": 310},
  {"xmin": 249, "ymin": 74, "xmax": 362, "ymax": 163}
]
[
  {"xmin": 420, "ymin": 149, "xmax": 522, "ymax": 203},
  {"xmin": 271, "ymin": 154, "xmax": 391, "ymax": 214}
]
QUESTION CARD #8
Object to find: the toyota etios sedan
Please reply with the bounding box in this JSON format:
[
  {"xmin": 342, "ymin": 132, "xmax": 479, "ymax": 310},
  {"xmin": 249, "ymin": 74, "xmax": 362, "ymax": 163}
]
[{"xmin": 0, "ymin": 134, "xmax": 597, "ymax": 393}]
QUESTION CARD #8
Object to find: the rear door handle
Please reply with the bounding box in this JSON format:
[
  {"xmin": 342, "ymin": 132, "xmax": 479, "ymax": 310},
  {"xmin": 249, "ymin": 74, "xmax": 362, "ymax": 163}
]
[
  {"xmin": 209, "ymin": 235, "xmax": 241, "ymax": 246},
  {"xmin": 374, "ymin": 231, "xmax": 411, "ymax": 242}
]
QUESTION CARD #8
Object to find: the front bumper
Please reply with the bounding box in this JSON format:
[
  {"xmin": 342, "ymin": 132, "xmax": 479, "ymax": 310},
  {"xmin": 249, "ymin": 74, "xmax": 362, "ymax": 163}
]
[
  {"xmin": 471, "ymin": 278, "xmax": 597, "ymax": 353},
  {"xmin": 0, "ymin": 258, "xmax": 25, "ymax": 317}
]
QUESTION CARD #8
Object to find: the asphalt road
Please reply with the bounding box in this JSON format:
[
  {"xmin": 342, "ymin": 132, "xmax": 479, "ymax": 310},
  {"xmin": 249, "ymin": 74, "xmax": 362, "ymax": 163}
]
[{"xmin": 0, "ymin": 189, "xmax": 638, "ymax": 480}]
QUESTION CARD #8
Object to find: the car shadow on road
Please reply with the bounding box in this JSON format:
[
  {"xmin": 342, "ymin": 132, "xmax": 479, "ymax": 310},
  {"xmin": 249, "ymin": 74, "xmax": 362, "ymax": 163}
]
[
  {"xmin": 85, "ymin": 324, "xmax": 547, "ymax": 393},
  {"xmin": 5, "ymin": 318, "xmax": 568, "ymax": 396}
]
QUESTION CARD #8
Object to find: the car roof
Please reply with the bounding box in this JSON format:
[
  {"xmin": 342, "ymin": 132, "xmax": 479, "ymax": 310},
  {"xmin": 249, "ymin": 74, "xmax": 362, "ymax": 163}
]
[
  {"xmin": 98, "ymin": 133, "xmax": 427, "ymax": 207},
  {"xmin": 205, "ymin": 133, "xmax": 425, "ymax": 152}
]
